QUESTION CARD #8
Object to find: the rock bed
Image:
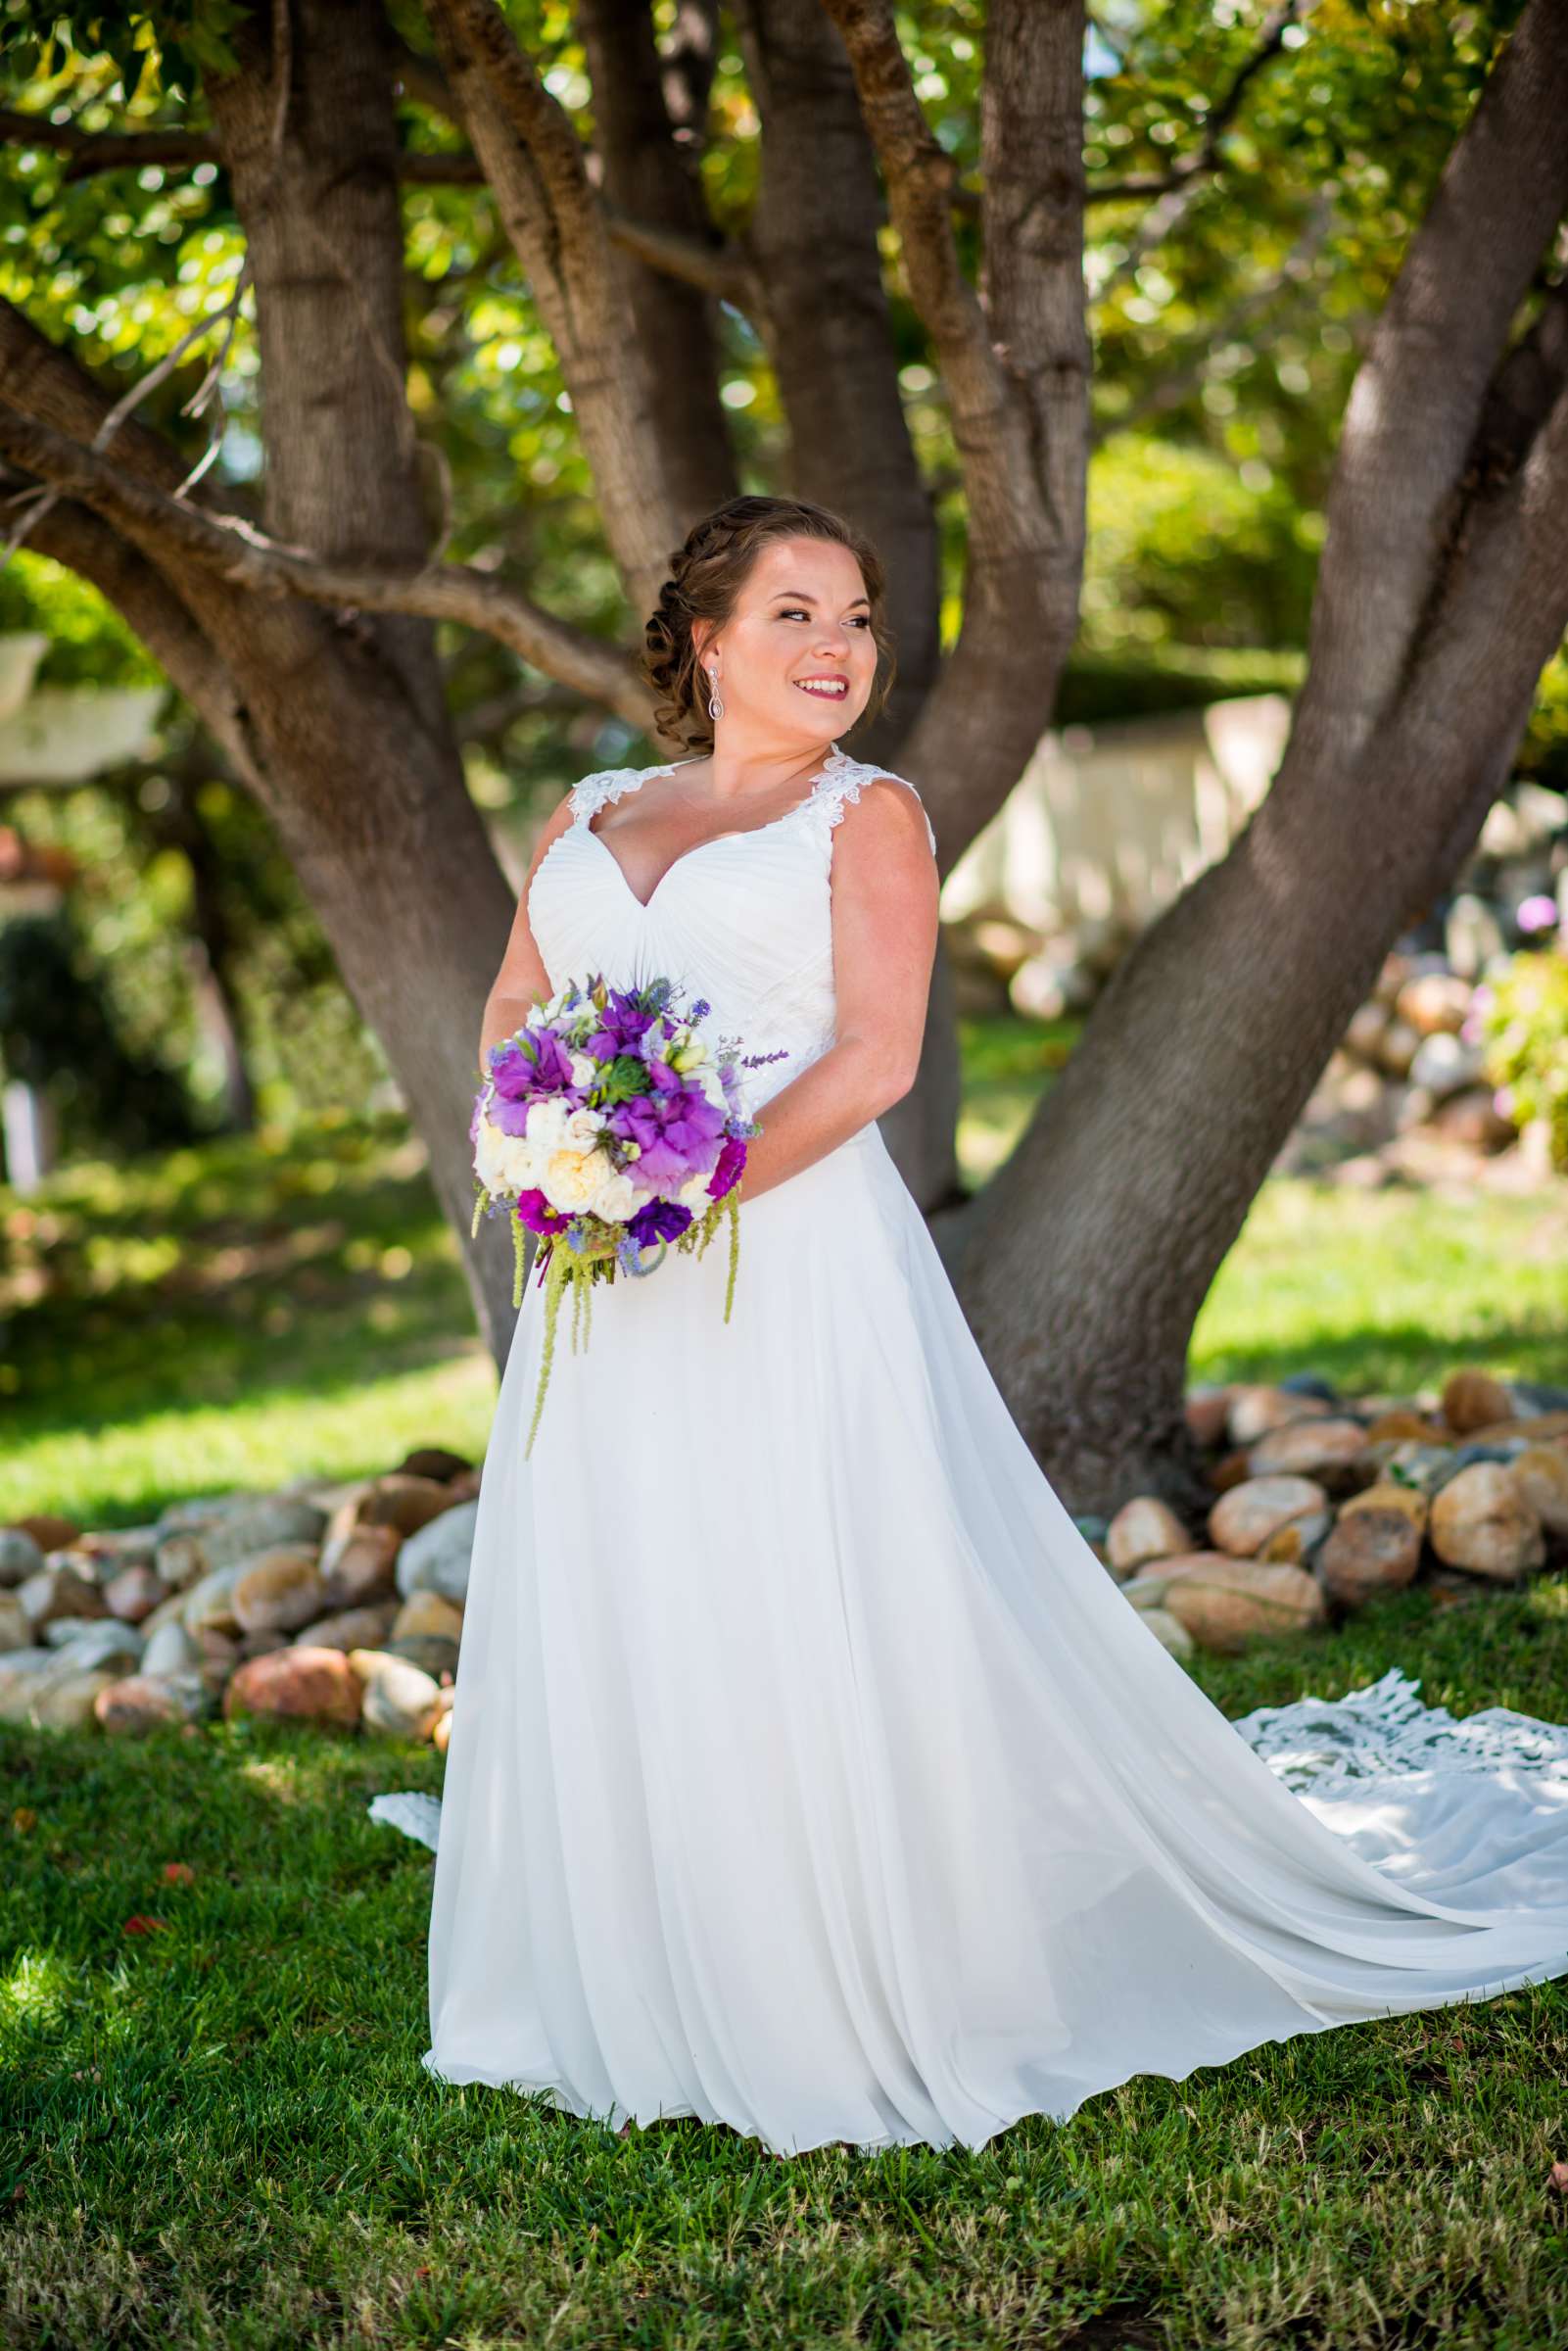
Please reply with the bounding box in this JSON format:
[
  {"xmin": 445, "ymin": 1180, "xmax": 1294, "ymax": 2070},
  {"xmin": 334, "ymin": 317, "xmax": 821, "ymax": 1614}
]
[
  {"xmin": 1081, "ymin": 1367, "xmax": 1568, "ymax": 1657},
  {"xmin": 2, "ymin": 1367, "xmax": 1566, "ymax": 1736}
]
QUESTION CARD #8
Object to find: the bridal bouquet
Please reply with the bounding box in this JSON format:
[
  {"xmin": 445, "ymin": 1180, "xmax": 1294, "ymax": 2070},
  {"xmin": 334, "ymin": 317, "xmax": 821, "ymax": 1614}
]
[{"xmin": 470, "ymin": 973, "xmax": 784, "ymax": 1453}]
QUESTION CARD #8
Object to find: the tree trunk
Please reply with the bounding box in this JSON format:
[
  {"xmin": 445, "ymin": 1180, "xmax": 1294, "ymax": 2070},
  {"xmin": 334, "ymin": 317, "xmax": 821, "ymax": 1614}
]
[
  {"xmin": 952, "ymin": 0, "xmax": 1568, "ymax": 1518},
  {"xmin": 203, "ymin": 0, "xmax": 524, "ymax": 1356}
]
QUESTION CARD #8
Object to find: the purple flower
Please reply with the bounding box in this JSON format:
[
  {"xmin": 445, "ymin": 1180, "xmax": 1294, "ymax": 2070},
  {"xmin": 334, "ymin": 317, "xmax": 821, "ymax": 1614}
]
[
  {"xmin": 627, "ymin": 1196, "xmax": 693, "ymax": 1246},
  {"xmin": 586, "ymin": 985, "xmax": 662, "ymax": 1062},
  {"xmin": 707, "ymin": 1134, "xmax": 747, "ymax": 1201},
  {"xmin": 491, "ymin": 1026, "xmax": 578, "ymax": 1101},
  {"xmin": 606, "ymin": 1059, "xmax": 726, "ymax": 1183},
  {"xmin": 513, "ymin": 1188, "xmax": 571, "ymax": 1237}
]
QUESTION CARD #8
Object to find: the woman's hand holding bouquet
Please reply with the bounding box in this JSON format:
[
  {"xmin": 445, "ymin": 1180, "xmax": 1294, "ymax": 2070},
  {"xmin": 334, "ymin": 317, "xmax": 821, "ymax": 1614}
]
[{"xmin": 470, "ymin": 973, "xmax": 784, "ymax": 1452}]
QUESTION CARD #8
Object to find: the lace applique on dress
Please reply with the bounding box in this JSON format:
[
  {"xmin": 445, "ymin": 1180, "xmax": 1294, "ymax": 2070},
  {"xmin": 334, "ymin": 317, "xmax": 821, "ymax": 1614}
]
[
  {"xmin": 814, "ymin": 749, "xmax": 938, "ymax": 858},
  {"xmin": 1229, "ymin": 1666, "xmax": 1568, "ymax": 1795},
  {"xmin": 568, "ymin": 762, "xmax": 673, "ymax": 826}
]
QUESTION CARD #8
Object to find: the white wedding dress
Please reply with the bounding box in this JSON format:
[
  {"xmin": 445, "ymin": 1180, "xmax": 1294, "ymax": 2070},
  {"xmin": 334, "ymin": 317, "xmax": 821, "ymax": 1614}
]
[{"xmin": 371, "ymin": 741, "xmax": 1568, "ymax": 2157}]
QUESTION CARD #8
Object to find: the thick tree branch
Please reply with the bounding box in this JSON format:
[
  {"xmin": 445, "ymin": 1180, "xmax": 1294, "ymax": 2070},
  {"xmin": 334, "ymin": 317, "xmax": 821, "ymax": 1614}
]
[
  {"xmin": 1300, "ymin": 0, "xmax": 1568, "ymax": 768},
  {"xmin": 0, "ymin": 405, "xmax": 648, "ymax": 723},
  {"xmin": 732, "ymin": 0, "xmax": 939, "ymax": 747},
  {"xmin": 577, "ymin": 0, "xmax": 739, "ymax": 524},
  {"xmin": 822, "ymin": 0, "xmax": 1089, "ymax": 857},
  {"xmin": 423, "ymin": 0, "xmax": 684, "ymax": 614},
  {"xmin": 601, "ymin": 205, "xmax": 757, "ymax": 306}
]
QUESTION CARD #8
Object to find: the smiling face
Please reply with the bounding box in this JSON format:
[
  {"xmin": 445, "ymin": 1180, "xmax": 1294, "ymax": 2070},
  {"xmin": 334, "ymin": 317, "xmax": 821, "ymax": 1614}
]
[{"xmin": 692, "ymin": 535, "xmax": 879, "ymax": 751}]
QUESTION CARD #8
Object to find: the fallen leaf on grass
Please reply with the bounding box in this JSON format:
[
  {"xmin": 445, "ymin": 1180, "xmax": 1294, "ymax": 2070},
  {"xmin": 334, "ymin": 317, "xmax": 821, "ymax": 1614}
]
[
  {"xmin": 122, "ymin": 1915, "xmax": 169, "ymax": 1937},
  {"xmin": 161, "ymin": 1861, "xmax": 195, "ymax": 1885}
]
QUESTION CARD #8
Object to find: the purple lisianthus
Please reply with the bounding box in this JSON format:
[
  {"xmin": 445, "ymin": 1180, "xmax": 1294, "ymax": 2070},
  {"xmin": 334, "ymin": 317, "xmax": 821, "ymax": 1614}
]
[
  {"xmin": 607, "ymin": 1057, "xmax": 726, "ymax": 1183},
  {"xmin": 706, "ymin": 1134, "xmax": 747, "ymax": 1202},
  {"xmin": 491, "ymin": 1023, "xmax": 578, "ymax": 1101},
  {"xmin": 585, "ymin": 984, "xmax": 663, "ymax": 1063},
  {"xmin": 627, "ymin": 1196, "xmax": 693, "ymax": 1247}
]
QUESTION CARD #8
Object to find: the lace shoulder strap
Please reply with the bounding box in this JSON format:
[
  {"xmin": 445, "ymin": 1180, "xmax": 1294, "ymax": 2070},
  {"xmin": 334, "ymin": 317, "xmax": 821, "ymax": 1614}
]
[
  {"xmin": 568, "ymin": 760, "xmax": 675, "ymax": 824},
  {"xmin": 814, "ymin": 748, "xmax": 937, "ymax": 858}
]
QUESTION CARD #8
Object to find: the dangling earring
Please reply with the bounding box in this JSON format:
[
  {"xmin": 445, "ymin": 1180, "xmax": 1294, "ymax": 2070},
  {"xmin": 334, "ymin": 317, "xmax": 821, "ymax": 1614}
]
[{"xmin": 706, "ymin": 664, "xmax": 725, "ymax": 722}]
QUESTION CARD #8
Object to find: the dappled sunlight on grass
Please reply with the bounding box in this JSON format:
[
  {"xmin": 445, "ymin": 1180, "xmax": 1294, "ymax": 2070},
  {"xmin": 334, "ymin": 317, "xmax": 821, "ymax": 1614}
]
[
  {"xmin": 6, "ymin": 1034, "xmax": 1566, "ymax": 1536},
  {"xmin": 1193, "ymin": 1179, "xmax": 1568, "ymax": 1392}
]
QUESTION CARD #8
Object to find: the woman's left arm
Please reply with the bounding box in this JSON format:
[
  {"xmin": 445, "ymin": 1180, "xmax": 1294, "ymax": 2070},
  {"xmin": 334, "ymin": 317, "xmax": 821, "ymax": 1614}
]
[{"xmin": 731, "ymin": 776, "xmax": 940, "ymax": 1206}]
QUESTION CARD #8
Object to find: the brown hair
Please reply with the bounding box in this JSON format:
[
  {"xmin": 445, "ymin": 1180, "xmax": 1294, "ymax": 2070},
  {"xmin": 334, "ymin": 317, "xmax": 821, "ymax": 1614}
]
[{"xmin": 639, "ymin": 495, "xmax": 897, "ymax": 753}]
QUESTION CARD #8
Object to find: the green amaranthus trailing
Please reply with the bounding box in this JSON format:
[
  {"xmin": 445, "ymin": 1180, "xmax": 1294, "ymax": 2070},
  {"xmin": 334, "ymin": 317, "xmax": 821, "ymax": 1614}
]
[{"xmin": 517, "ymin": 1185, "xmax": 743, "ymax": 1458}]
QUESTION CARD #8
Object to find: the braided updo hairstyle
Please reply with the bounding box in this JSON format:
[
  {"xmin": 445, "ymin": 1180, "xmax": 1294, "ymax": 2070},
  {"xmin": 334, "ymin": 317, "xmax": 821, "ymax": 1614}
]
[{"xmin": 640, "ymin": 495, "xmax": 897, "ymax": 753}]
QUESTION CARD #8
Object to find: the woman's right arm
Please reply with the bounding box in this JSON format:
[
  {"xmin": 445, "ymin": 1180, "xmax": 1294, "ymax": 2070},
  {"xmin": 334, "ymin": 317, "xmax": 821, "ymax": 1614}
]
[{"xmin": 477, "ymin": 788, "xmax": 578, "ymax": 1076}]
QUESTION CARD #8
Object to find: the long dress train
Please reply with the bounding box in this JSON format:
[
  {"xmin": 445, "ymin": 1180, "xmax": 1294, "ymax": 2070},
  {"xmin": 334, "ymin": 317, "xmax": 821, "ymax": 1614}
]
[{"xmin": 371, "ymin": 742, "xmax": 1568, "ymax": 2157}]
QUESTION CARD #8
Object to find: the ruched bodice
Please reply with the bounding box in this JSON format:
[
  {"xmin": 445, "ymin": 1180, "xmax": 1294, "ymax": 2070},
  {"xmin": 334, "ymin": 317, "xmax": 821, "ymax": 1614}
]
[{"xmin": 526, "ymin": 742, "xmax": 935, "ymax": 1111}]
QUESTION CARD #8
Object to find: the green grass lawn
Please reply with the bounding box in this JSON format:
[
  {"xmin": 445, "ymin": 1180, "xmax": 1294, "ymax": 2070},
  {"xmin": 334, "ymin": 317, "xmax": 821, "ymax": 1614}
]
[{"xmin": 4, "ymin": 1021, "xmax": 1568, "ymax": 2345}]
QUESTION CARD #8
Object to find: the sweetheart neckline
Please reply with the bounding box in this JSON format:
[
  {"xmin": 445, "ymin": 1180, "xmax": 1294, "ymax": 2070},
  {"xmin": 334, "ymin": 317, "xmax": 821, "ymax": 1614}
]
[{"xmin": 577, "ymin": 742, "xmax": 846, "ymax": 914}]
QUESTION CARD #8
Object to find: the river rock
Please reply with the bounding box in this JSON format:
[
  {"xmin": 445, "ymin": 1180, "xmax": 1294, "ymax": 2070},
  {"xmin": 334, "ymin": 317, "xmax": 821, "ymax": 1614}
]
[
  {"xmin": 1130, "ymin": 1606, "xmax": 1194, "ymax": 1658},
  {"xmin": 41, "ymin": 1618, "xmax": 144, "ymax": 1669},
  {"xmin": 395, "ymin": 1500, "xmax": 478, "ymax": 1603},
  {"xmin": 183, "ymin": 1562, "xmax": 251, "ymax": 1638},
  {"xmin": 352, "ymin": 1649, "xmax": 444, "ymax": 1741},
  {"xmin": 94, "ymin": 1671, "xmax": 213, "ymax": 1735},
  {"xmin": 1316, "ymin": 1509, "xmax": 1424, "ymax": 1607},
  {"xmin": 319, "ymin": 1522, "xmax": 401, "ymax": 1609},
  {"xmin": 294, "ymin": 1603, "xmax": 399, "ymax": 1654},
  {"xmin": 15, "ymin": 1511, "xmax": 79, "ymax": 1554},
  {"xmin": 141, "ymin": 1619, "xmax": 203, "ymax": 1677},
  {"xmin": 1226, "ymin": 1386, "xmax": 1335, "ymax": 1447},
  {"xmin": 156, "ymin": 1493, "xmax": 329, "ymax": 1588},
  {"xmin": 1396, "ymin": 972, "xmax": 1472, "ymax": 1035},
  {"xmin": 232, "ymin": 1547, "xmax": 328, "ymax": 1636},
  {"xmin": 1511, "ymin": 1447, "xmax": 1568, "ymax": 1539},
  {"xmin": 0, "ymin": 1529, "xmax": 46, "ymax": 1587},
  {"xmin": 0, "ymin": 1648, "xmax": 117, "ymax": 1729},
  {"xmin": 1208, "ymin": 1475, "xmax": 1328, "ymax": 1559},
  {"xmin": 1183, "ymin": 1388, "xmax": 1232, "ymax": 1449},
  {"xmin": 433, "ymin": 1703, "xmax": 453, "ymax": 1754},
  {"xmin": 19, "ymin": 1564, "xmax": 108, "ymax": 1631},
  {"xmin": 104, "ymin": 1565, "xmax": 170, "ymax": 1623},
  {"xmin": 0, "ymin": 1592, "xmax": 30, "ymax": 1652},
  {"xmin": 1122, "ymin": 1553, "xmax": 1326, "ymax": 1655},
  {"xmin": 1340, "ymin": 1481, "xmax": 1430, "ymax": 1532},
  {"xmin": 1246, "ymin": 1418, "xmax": 1374, "ymax": 1492},
  {"xmin": 391, "ymin": 1591, "xmax": 464, "ymax": 1644},
  {"xmin": 356, "ymin": 1475, "xmax": 458, "ymax": 1539},
  {"xmin": 394, "ymin": 1446, "xmax": 473, "ymax": 1485},
  {"xmin": 1429, "ymin": 1463, "xmax": 1545, "ymax": 1580},
  {"xmin": 1257, "ymin": 1510, "xmax": 1333, "ymax": 1564},
  {"xmin": 223, "ymin": 1646, "xmax": 362, "ymax": 1727},
  {"xmin": 1442, "ymin": 1369, "xmax": 1515, "ymax": 1436},
  {"xmin": 385, "ymin": 1634, "xmax": 459, "ymax": 1680}
]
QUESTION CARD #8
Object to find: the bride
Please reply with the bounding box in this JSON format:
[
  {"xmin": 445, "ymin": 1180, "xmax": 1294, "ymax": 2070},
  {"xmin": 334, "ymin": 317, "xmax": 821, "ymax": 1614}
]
[{"xmin": 377, "ymin": 493, "xmax": 1568, "ymax": 2159}]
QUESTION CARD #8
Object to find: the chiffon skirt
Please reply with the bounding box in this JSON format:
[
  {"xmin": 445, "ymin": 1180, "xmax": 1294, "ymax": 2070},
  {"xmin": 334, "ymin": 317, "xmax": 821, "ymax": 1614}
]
[{"xmin": 414, "ymin": 1118, "xmax": 1568, "ymax": 2156}]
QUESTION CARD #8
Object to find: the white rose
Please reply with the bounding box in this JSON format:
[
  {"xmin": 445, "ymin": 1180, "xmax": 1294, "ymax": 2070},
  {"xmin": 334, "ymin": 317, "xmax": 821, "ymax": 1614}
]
[
  {"xmin": 677, "ymin": 1168, "xmax": 717, "ymax": 1212},
  {"xmin": 525, "ymin": 1097, "xmax": 569, "ymax": 1151},
  {"xmin": 542, "ymin": 1145, "xmax": 613, "ymax": 1215},
  {"xmin": 589, "ymin": 1168, "xmax": 640, "ymax": 1223},
  {"xmin": 563, "ymin": 1105, "xmax": 607, "ymax": 1149},
  {"xmin": 498, "ymin": 1135, "xmax": 543, "ymax": 1191},
  {"xmin": 568, "ymin": 1051, "xmax": 598, "ymax": 1087}
]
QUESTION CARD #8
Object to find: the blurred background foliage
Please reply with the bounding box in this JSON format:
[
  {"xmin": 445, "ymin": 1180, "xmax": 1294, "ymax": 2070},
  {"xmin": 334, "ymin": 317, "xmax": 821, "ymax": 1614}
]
[{"xmin": 0, "ymin": 0, "xmax": 1561, "ymax": 1148}]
